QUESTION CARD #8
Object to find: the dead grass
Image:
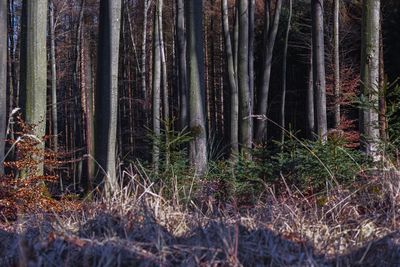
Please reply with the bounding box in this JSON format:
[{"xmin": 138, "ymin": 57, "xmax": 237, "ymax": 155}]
[{"xmin": 0, "ymin": 165, "xmax": 399, "ymax": 266}]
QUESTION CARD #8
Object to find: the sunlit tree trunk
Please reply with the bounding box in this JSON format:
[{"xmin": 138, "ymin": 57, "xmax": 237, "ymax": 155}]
[
  {"xmin": 0, "ymin": 0, "xmax": 7, "ymax": 175},
  {"xmin": 141, "ymin": 0, "xmax": 151, "ymax": 104},
  {"xmin": 311, "ymin": 0, "xmax": 327, "ymax": 140},
  {"xmin": 360, "ymin": 0, "xmax": 380, "ymax": 157},
  {"xmin": 307, "ymin": 52, "xmax": 315, "ymax": 139},
  {"xmin": 95, "ymin": 0, "xmax": 122, "ymax": 193},
  {"xmin": 21, "ymin": 0, "xmax": 48, "ymax": 176},
  {"xmin": 186, "ymin": 0, "xmax": 207, "ymax": 175}
]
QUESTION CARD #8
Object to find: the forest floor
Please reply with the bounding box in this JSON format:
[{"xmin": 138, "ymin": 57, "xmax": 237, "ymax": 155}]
[{"xmin": 0, "ymin": 167, "xmax": 400, "ymax": 266}]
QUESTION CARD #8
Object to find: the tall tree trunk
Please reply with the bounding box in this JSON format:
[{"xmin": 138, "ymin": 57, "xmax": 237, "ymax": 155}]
[
  {"xmin": 21, "ymin": 0, "xmax": 48, "ymax": 176},
  {"xmin": 186, "ymin": 0, "xmax": 207, "ymax": 175},
  {"xmin": 281, "ymin": 0, "xmax": 292, "ymax": 143},
  {"xmin": 222, "ymin": 0, "xmax": 238, "ymax": 156},
  {"xmin": 95, "ymin": 0, "xmax": 122, "ymax": 194},
  {"xmin": 152, "ymin": 0, "xmax": 161, "ymax": 171},
  {"xmin": 307, "ymin": 52, "xmax": 315, "ymax": 139},
  {"xmin": 141, "ymin": 0, "xmax": 151, "ymax": 103},
  {"xmin": 248, "ymin": 0, "xmax": 254, "ymax": 145},
  {"xmin": 255, "ymin": 0, "xmax": 282, "ymax": 142},
  {"xmin": 378, "ymin": 15, "xmax": 387, "ymax": 141},
  {"xmin": 49, "ymin": 0, "xmax": 58, "ymax": 153},
  {"xmin": 311, "ymin": 0, "xmax": 327, "ymax": 140},
  {"xmin": 333, "ymin": 0, "xmax": 340, "ymax": 128},
  {"xmin": 176, "ymin": 0, "xmax": 188, "ymax": 129},
  {"xmin": 360, "ymin": 0, "xmax": 380, "ymax": 157},
  {"xmin": 238, "ymin": 0, "xmax": 252, "ymax": 155},
  {"xmin": 0, "ymin": 0, "xmax": 7, "ymax": 175}
]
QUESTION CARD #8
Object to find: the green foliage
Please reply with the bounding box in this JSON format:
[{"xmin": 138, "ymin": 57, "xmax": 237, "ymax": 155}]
[
  {"xmin": 274, "ymin": 136, "xmax": 370, "ymax": 192},
  {"xmin": 386, "ymin": 83, "xmax": 400, "ymax": 152}
]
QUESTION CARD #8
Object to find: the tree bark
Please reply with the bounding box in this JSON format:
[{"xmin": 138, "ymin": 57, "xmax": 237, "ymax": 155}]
[
  {"xmin": 311, "ymin": 0, "xmax": 327, "ymax": 140},
  {"xmin": 152, "ymin": 0, "xmax": 161, "ymax": 171},
  {"xmin": 307, "ymin": 52, "xmax": 315, "ymax": 139},
  {"xmin": 333, "ymin": 0, "xmax": 340, "ymax": 128},
  {"xmin": 238, "ymin": 0, "xmax": 252, "ymax": 155},
  {"xmin": 141, "ymin": 0, "xmax": 151, "ymax": 103},
  {"xmin": 49, "ymin": 0, "xmax": 58, "ymax": 153},
  {"xmin": 0, "ymin": 0, "xmax": 7, "ymax": 175},
  {"xmin": 186, "ymin": 0, "xmax": 207, "ymax": 175},
  {"xmin": 360, "ymin": 0, "xmax": 380, "ymax": 157},
  {"xmin": 222, "ymin": 0, "xmax": 239, "ymax": 156},
  {"xmin": 176, "ymin": 0, "xmax": 188, "ymax": 129},
  {"xmin": 255, "ymin": 0, "xmax": 282, "ymax": 142},
  {"xmin": 281, "ymin": 0, "xmax": 292, "ymax": 143},
  {"xmin": 21, "ymin": 0, "xmax": 48, "ymax": 176},
  {"xmin": 95, "ymin": 0, "xmax": 122, "ymax": 193}
]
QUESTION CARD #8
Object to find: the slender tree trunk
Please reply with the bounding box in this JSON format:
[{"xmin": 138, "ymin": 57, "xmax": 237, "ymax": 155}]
[
  {"xmin": 238, "ymin": 0, "xmax": 252, "ymax": 155},
  {"xmin": 360, "ymin": 0, "xmax": 380, "ymax": 157},
  {"xmin": 307, "ymin": 52, "xmax": 315, "ymax": 139},
  {"xmin": 95, "ymin": 0, "xmax": 122, "ymax": 193},
  {"xmin": 311, "ymin": 0, "xmax": 327, "ymax": 140},
  {"xmin": 248, "ymin": 0, "xmax": 254, "ymax": 145},
  {"xmin": 233, "ymin": 1, "xmax": 239, "ymax": 84},
  {"xmin": 333, "ymin": 0, "xmax": 340, "ymax": 128},
  {"xmin": 152, "ymin": 0, "xmax": 161, "ymax": 171},
  {"xmin": 0, "ymin": 0, "xmax": 7, "ymax": 175},
  {"xmin": 176, "ymin": 0, "xmax": 188, "ymax": 129},
  {"xmin": 49, "ymin": 0, "xmax": 58, "ymax": 153},
  {"xmin": 378, "ymin": 16, "xmax": 387, "ymax": 141},
  {"xmin": 255, "ymin": 0, "xmax": 282, "ymax": 142},
  {"xmin": 186, "ymin": 0, "xmax": 207, "ymax": 175},
  {"xmin": 281, "ymin": 0, "xmax": 292, "ymax": 143},
  {"xmin": 141, "ymin": 0, "xmax": 151, "ymax": 103},
  {"xmin": 21, "ymin": 0, "xmax": 48, "ymax": 176},
  {"xmin": 222, "ymin": 0, "xmax": 238, "ymax": 156}
]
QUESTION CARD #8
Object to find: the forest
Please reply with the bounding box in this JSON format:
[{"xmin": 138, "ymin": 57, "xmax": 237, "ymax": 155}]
[{"xmin": 0, "ymin": 0, "xmax": 400, "ymax": 266}]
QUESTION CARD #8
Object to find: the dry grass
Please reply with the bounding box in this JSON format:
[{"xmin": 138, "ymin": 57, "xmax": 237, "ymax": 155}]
[{"xmin": 0, "ymin": 165, "xmax": 400, "ymax": 266}]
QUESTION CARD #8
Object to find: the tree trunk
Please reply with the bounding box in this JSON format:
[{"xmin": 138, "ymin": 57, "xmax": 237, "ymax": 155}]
[
  {"xmin": 141, "ymin": 0, "xmax": 151, "ymax": 104},
  {"xmin": 281, "ymin": 0, "xmax": 292, "ymax": 143},
  {"xmin": 0, "ymin": 0, "xmax": 7, "ymax": 175},
  {"xmin": 186, "ymin": 0, "xmax": 207, "ymax": 175},
  {"xmin": 152, "ymin": 0, "xmax": 161, "ymax": 171},
  {"xmin": 21, "ymin": 0, "xmax": 48, "ymax": 176},
  {"xmin": 238, "ymin": 0, "xmax": 252, "ymax": 155},
  {"xmin": 176, "ymin": 0, "xmax": 188, "ymax": 129},
  {"xmin": 333, "ymin": 0, "xmax": 340, "ymax": 128},
  {"xmin": 307, "ymin": 52, "xmax": 315, "ymax": 139},
  {"xmin": 49, "ymin": 0, "xmax": 58, "ymax": 153},
  {"xmin": 311, "ymin": 0, "xmax": 327, "ymax": 140},
  {"xmin": 95, "ymin": 0, "xmax": 122, "ymax": 194},
  {"xmin": 248, "ymin": 0, "xmax": 254, "ymax": 145},
  {"xmin": 255, "ymin": 0, "xmax": 282, "ymax": 142},
  {"xmin": 360, "ymin": 0, "xmax": 380, "ymax": 157},
  {"xmin": 222, "ymin": 0, "xmax": 238, "ymax": 156}
]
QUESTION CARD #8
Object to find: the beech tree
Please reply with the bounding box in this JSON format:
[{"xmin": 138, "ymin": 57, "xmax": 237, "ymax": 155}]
[
  {"xmin": 186, "ymin": 0, "xmax": 207, "ymax": 175},
  {"xmin": 311, "ymin": 0, "xmax": 327, "ymax": 140},
  {"xmin": 238, "ymin": 0, "xmax": 252, "ymax": 153},
  {"xmin": 255, "ymin": 0, "xmax": 282, "ymax": 142},
  {"xmin": 221, "ymin": 0, "xmax": 238, "ymax": 156},
  {"xmin": 20, "ymin": 0, "xmax": 48, "ymax": 175},
  {"xmin": 95, "ymin": 0, "xmax": 122, "ymax": 192},
  {"xmin": 360, "ymin": 0, "xmax": 380, "ymax": 157},
  {"xmin": 0, "ymin": 0, "xmax": 6, "ymax": 175}
]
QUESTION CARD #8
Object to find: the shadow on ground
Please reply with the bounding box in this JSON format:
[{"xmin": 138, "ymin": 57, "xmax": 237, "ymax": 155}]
[{"xmin": 0, "ymin": 212, "xmax": 399, "ymax": 266}]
